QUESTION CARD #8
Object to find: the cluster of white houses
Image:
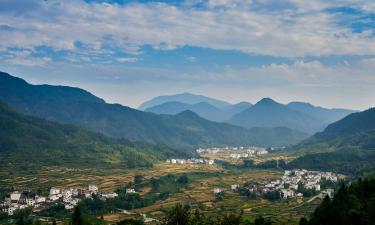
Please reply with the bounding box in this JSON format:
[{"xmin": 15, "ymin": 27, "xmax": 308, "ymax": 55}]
[
  {"xmin": 196, "ymin": 146, "xmax": 268, "ymax": 159},
  {"xmin": 0, "ymin": 185, "xmax": 132, "ymax": 215},
  {"xmin": 166, "ymin": 158, "xmax": 215, "ymax": 165},
  {"xmin": 244, "ymin": 169, "xmax": 339, "ymax": 199}
]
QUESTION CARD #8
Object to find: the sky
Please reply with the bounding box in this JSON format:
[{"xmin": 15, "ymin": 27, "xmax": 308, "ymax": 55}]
[{"xmin": 0, "ymin": 0, "xmax": 375, "ymax": 110}]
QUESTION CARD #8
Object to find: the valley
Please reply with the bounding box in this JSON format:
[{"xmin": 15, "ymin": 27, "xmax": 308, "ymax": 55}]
[
  {"xmin": 0, "ymin": 71, "xmax": 374, "ymax": 225},
  {"xmin": 0, "ymin": 160, "xmax": 332, "ymax": 225}
]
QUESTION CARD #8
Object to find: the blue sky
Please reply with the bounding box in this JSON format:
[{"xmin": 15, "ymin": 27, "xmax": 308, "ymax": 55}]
[{"xmin": 0, "ymin": 0, "xmax": 375, "ymax": 109}]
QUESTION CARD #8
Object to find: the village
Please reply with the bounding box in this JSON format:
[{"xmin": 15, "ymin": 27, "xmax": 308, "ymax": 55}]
[
  {"xmin": 165, "ymin": 158, "xmax": 215, "ymax": 165},
  {"xmin": 0, "ymin": 185, "xmax": 133, "ymax": 216},
  {"xmin": 197, "ymin": 146, "xmax": 269, "ymax": 160},
  {"xmin": 233, "ymin": 169, "xmax": 340, "ymax": 200}
]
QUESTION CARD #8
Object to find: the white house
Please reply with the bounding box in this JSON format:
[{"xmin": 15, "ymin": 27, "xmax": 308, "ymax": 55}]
[
  {"xmin": 207, "ymin": 160, "xmax": 215, "ymax": 165},
  {"xmin": 10, "ymin": 192, "xmax": 21, "ymax": 203},
  {"xmin": 101, "ymin": 193, "xmax": 118, "ymax": 199},
  {"xmin": 63, "ymin": 189, "xmax": 73, "ymax": 202},
  {"xmin": 50, "ymin": 188, "xmax": 60, "ymax": 196},
  {"xmin": 36, "ymin": 196, "xmax": 46, "ymax": 203},
  {"xmin": 213, "ymin": 188, "xmax": 222, "ymax": 194},
  {"xmin": 126, "ymin": 188, "xmax": 136, "ymax": 194},
  {"xmin": 26, "ymin": 198, "xmax": 35, "ymax": 207},
  {"xmin": 88, "ymin": 185, "xmax": 99, "ymax": 194},
  {"xmin": 231, "ymin": 184, "xmax": 239, "ymax": 191}
]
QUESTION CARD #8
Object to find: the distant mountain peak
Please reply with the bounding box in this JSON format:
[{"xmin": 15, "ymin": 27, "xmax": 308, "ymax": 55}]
[
  {"xmin": 138, "ymin": 93, "xmax": 230, "ymax": 110},
  {"xmin": 255, "ymin": 97, "xmax": 280, "ymax": 106},
  {"xmin": 175, "ymin": 110, "xmax": 201, "ymax": 119}
]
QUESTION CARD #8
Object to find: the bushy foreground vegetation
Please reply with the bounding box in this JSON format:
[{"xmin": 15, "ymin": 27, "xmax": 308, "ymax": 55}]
[{"xmin": 299, "ymin": 178, "xmax": 375, "ymax": 225}]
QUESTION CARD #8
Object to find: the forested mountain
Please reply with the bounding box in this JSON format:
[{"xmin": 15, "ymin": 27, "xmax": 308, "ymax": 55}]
[
  {"xmin": 145, "ymin": 101, "xmax": 252, "ymax": 122},
  {"xmin": 229, "ymin": 98, "xmax": 325, "ymax": 134},
  {"xmin": 0, "ymin": 101, "xmax": 180, "ymax": 169},
  {"xmin": 288, "ymin": 108, "xmax": 375, "ymax": 175},
  {"xmin": 0, "ymin": 72, "xmax": 307, "ymax": 150},
  {"xmin": 138, "ymin": 92, "xmax": 231, "ymax": 110}
]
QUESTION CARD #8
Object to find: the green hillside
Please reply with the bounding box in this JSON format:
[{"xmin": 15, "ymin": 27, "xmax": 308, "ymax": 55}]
[
  {"xmin": 0, "ymin": 101, "xmax": 180, "ymax": 169},
  {"xmin": 0, "ymin": 72, "xmax": 308, "ymax": 150},
  {"xmin": 288, "ymin": 108, "xmax": 375, "ymax": 175},
  {"xmin": 300, "ymin": 179, "xmax": 375, "ymax": 225}
]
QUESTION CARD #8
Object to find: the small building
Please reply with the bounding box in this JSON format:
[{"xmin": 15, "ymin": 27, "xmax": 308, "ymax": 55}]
[
  {"xmin": 101, "ymin": 193, "xmax": 118, "ymax": 199},
  {"xmin": 88, "ymin": 185, "xmax": 99, "ymax": 194},
  {"xmin": 126, "ymin": 188, "xmax": 136, "ymax": 194},
  {"xmin": 213, "ymin": 188, "xmax": 222, "ymax": 194},
  {"xmin": 231, "ymin": 184, "xmax": 239, "ymax": 191},
  {"xmin": 50, "ymin": 188, "xmax": 60, "ymax": 196},
  {"xmin": 10, "ymin": 192, "xmax": 21, "ymax": 203}
]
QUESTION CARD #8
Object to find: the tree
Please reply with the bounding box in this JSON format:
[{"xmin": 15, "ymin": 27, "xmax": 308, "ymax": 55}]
[
  {"xmin": 177, "ymin": 175, "xmax": 189, "ymax": 184},
  {"xmin": 134, "ymin": 175, "xmax": 143, "ymax": 185},
  {"xmin": 117, "ymin": 219, "xmax": 145, "ymax": 225},
  {"xmin": 14, "ymin": 208, "xmax": 32, "ymax": 225},
  {"xmin": 254, "ymin": 216, "xmax": 272, "ymax": 225},
  {"xmin": 299, "ymin": 218, "xmax": 308, "ymax": 225},
  {"xmin": 72, "ymin": 206, "xmax": 84, "ymax": 225},
  {"xmin": 162, "ymin": 204, "xmax": 191, "ymax": 225},
  {"xmin": 220, "ymin": 214, "xmax": 241, "ymax": 225}
]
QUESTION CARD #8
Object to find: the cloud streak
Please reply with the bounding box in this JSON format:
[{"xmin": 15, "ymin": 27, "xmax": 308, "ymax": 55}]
[{"xmin": 0, "ymin": 0, "xmax": 375, "ymax": 60}]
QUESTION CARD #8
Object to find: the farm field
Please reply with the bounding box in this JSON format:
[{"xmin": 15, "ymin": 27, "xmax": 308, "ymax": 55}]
[{"xmin": 0, "ymin": 162, "xmax": 323, "ymax": 224}]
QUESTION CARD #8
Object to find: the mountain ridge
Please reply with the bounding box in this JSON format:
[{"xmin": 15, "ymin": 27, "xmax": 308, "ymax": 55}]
[
  {"xmin": 138, "ymin": 92, "xmax": 231, "ymax": 110},
  {"xmin": 0, "ymin": 100, "xmax": 182, "ymax": 169},
  {"xmin": 0, "ymin": 71, "xmax": 308, "ymax": 150},
  {"xmin": 288, "ymin": 107, "xmax": 375, "ymax": 174}
]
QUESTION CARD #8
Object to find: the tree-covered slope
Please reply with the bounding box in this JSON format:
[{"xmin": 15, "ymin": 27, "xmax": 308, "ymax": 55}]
[
  {"xmin": 300, "ymin": 179, "xmax": 375, "ymax": 225},
  {"xmin": 0, "ymin": 101, "xmax": 180, "ymax": 169},
  {"xmin": 288, "ymin": 108, "xmax": 375, "ymax": 175},
  {"xmin": 0, "ymin": 72, "xmax": 308, "ymax": 149}
]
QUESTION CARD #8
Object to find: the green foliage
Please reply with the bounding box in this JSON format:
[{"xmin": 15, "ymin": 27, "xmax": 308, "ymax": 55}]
[
  {"xmin": 13, "ymin": 208, "xmax": 32, "ymax": 221},
  {"xmin": 0, "ymin": 101, "xmax": 182, "ymax": 169},
  {"xmin": 161, "ymin": 204, "xmax": 274, "ymax": 225},
  {"xmin": 116, "ymin": 219, "xmax": 145, "ymax": 225},
  {"xmin": 254, "ymin": 216, "xmax": 272, "ymax": 225},
  {"xmin": 148, "ymin": 174, "xmax": 189, "ymax": 194},
  {"xmin": 300, "ymin": 179, "xmax": 375, "ymax": 225},
  {"xmin": 0, "ymin": 71, "xmax": 308, "ymax": 151},
  {"xmin": 297, "ymin": 183, "xmax": 317, "ymax": 198},
  {"xmin": 38, "ymin": 203, "xmax": 70, "ymax": 219},
  {"xmin": 289, "ymin": 108, "xmax": 375, "ymax": 175},
  {"xmin": 263, "ymin": 191, "xmax": 281, "ymax": 201},
  {"xmin": 0, "ymin": 211, "xmax": 9, "ymax": 221}
]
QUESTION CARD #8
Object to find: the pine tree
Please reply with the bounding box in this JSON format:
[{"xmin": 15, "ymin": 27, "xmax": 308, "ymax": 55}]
[{"xmin": 72, "ymin": 206, "xmax": 84, "ymax": 225}]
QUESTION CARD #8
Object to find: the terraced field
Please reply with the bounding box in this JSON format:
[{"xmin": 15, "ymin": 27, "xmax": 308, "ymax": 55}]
[{"xmin": 0, "ymin": 163, "xmax": 321, "ymax": 224}]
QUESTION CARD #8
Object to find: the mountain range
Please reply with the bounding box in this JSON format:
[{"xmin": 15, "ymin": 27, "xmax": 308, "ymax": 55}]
[
  {"xmin": 288, "ymin": 107, "xmax": 375, "ymax": 175},
  {"xmin": 0, "ymin": 101, "xmax": 181, "ymax": 169},
  {"xmin": 141, "ymin": 94, "xmax": 355, "ymax": 134},
  {"xmin": 138, "ymin": 93, "xmax": 231, "ymax": 110},
  {"xmin": 145, "ymin": 101, "xmax": 253, "ymax": 122},
  {"xmin": 0, "ymin": 72, "xmax": 308, "ymax": 151}
]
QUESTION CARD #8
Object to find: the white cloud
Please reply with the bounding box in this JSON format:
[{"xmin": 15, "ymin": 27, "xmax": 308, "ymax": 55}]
[
  {"xmin": 116, "ymin": 57, "xmax": 139, "ymax": 63},
  {"xmin": 0, "ymin": 0, "xmax": 374, "ymax": 58}
]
